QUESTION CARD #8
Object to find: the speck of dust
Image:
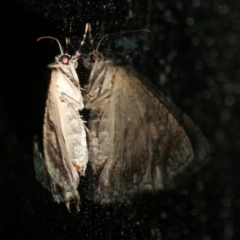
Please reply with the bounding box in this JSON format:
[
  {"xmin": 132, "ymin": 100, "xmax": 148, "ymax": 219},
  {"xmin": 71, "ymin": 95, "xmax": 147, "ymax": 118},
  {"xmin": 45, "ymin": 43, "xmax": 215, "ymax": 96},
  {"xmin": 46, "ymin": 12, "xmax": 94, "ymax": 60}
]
[
  {"xmin": 222, "ymin": 198, "xmax": 231, "ymax": 207},
  {"xmin": 221, "ymin": 109, "xmax": 231, "ymax": 122},
  {"xmin": 218, "ymin": 4, "xmax": 229, "ymax": 15},
  {"xmin": 224, "ymin": 95, "xmax": 235, "ymax": 106},
  {"xmin": 186, "ymin": 17, "xmax": 194, "ymax": 26},
  {"xmin": 151, "ymin": 227, "xmax": 161, "ymax": 239},
  {"xmin": 203, "ymin": 234, "xmax": 211, "ymax": 240},
  {"xmin": 193, "ymin": 0, "xmax": 201, "ymax": 8},
  {"xmin": 223, "ymin": 83, "xmax": 233, "ymax": 94},
  {"xmin": 191, "ymin": 37, "xmax": 199, "ymax": 45},
  {"xmin": 215, "ymin": 128, "xmax": 225, "ymax": 143}
]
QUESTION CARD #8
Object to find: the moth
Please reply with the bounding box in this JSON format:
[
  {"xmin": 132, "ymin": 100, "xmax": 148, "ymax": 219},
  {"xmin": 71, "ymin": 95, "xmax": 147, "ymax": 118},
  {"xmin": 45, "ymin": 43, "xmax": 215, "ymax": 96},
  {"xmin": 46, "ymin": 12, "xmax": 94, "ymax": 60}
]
[
  {"xmin": 84, "ymin": 52, "xmax": 211, "ymax": 204},
  {"xmin": 34, "ymin": 36, "xmax": 88, "ymax": 211}
]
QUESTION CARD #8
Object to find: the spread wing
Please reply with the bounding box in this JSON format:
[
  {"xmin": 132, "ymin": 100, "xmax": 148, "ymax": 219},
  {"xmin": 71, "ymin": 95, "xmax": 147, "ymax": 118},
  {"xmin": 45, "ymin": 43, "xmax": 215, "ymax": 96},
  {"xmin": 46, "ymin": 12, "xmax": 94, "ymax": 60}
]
[
  {"xmin": 137, "ymin": 75, "xmax": 211, "ymax": 168},
  {"xmin": 85, "ymin": 60, "xmax": 211, "ymax": 204}
]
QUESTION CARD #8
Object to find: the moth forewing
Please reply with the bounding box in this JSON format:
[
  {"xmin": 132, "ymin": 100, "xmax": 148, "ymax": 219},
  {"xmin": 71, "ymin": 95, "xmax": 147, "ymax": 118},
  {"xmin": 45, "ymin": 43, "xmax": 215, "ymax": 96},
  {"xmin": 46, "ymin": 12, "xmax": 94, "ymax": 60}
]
[
  {"xmin": 37, "ymin": 47, "xmax": 88, "ymax": 210},
  {"xmin": 33, "ymin": 136, "xmax": 52, "ymax": 193},
  {"xmin": 33, "ymin": 136, "xmax": 66, "ymax": 203},
  {"xmin": 85, "ymin": 57, "xmax": 210, "ymax": 204}
]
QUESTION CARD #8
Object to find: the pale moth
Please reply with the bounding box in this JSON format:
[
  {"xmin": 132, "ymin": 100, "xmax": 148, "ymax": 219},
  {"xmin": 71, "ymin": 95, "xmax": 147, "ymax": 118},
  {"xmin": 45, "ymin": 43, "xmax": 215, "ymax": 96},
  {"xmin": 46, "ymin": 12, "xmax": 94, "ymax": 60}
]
[{"xmin": 34, "ymin": 33, "xmax": 89, "ymax": 211}]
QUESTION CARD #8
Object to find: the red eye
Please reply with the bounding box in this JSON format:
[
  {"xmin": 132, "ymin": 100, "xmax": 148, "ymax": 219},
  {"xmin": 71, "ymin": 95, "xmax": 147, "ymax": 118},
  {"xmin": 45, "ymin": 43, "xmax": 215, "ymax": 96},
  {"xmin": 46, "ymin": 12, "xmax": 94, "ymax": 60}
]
[
  {"xmin": 91, "ymin": 54, "xmax": 97, "ymax": 62},
  {"xmin": 61, "ymin": 55, "xmax": 70, "ymax": 64}
]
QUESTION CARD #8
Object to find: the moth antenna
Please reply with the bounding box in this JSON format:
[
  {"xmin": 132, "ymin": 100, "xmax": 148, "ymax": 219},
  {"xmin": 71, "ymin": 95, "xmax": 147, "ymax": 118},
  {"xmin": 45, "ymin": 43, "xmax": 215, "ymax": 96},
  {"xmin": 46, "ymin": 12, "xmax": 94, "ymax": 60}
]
[
  {"xmin": 65, "ymin": 37, "xmax": 71, "ymax": 52},
  {"xmin": 80, "ymin": 23, "xmax": 91, "ymax": 49},
  {"xmin": 106, "ymin": 39, "xmax": 115, "ymax": 52},
  {"xmin": 96, "ymin": 29, "xmax": 151, "ymax": 52},
  {"xmin": 74, "ymin": 23, "xmax": 92, "ymax": 56},
  {"xmin": 65, "ymin": 37, "xmax": 71, "ymax": 46},
  {"xmin": 37, "ymin": 36, "xmax": 64, "ymax": 55},
  {"xmin": 88, "ymin": 23, "xmax": 94, "ymax": 50},
  {"xmin": 96, "ymin": 35, "xmax": 108, "ymax": 52}
]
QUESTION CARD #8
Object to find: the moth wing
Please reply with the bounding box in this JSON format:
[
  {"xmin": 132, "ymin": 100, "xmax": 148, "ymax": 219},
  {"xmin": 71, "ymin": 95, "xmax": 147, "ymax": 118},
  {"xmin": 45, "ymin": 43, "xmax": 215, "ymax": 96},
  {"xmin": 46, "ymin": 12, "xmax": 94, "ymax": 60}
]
[
  {"xmin": 137, "ymin": 75, "xmax": 211, "ymax": 166},
  {"xmin": 33, "ymin": 135, "xmax": 65, "ymax": 203},
  {"xmin": 43, "ymin": 72, "xmax": 81, "ymax": 209},
  {"xmin": 86, "ymin": 63, "xmax": 210, "ymax": 203},
  {"xmin": 33, "ymin": 135, "xmax": 52, "ymax": 192}
]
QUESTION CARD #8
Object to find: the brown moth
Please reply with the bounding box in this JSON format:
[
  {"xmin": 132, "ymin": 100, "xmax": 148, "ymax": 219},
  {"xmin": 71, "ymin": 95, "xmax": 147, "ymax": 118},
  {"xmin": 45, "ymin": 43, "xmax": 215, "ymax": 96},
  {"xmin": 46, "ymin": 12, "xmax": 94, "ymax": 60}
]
[
  {"xmin": 84, "ymin": 52, "xmax": 211, "ymax": 204},
  {"xmin": 34, "ymin": 36, "xmax": 88, "ymax": 211}
]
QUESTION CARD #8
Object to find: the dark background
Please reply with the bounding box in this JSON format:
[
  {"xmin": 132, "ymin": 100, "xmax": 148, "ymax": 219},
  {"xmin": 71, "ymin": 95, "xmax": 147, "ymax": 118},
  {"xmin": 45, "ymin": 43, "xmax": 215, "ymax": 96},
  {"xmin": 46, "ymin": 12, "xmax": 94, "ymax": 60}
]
[{"xmin": 1, "ymin": 0, "xmax": 240, "ymax": 239}]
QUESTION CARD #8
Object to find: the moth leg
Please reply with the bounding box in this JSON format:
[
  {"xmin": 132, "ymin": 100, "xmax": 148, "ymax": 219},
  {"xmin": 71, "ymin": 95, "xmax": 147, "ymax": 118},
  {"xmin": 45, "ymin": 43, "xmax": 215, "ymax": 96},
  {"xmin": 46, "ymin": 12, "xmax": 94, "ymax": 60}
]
[{"xmin": 80, "ymin": 87, "xmax": 86, "ymax": 92}]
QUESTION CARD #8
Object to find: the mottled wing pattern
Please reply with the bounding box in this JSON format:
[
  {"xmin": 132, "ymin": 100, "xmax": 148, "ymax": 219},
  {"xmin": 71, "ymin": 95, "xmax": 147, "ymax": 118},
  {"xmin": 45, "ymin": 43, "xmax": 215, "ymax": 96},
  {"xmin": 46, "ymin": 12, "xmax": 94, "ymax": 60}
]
[
  {"xmin": 36, "ymin": 54, "xmax": 88, "ymax": 211},
  {"xmin": 85, "ymin": 59, "xmax": 210, "ymax": 204}
]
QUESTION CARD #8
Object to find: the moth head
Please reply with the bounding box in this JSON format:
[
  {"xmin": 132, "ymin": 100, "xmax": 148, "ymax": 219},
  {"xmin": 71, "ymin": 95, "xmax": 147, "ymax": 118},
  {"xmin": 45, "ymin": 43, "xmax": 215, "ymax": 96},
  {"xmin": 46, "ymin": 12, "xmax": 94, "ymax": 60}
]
[
  {"xmin": 58, "ymin": 54, "xmax": 78, "ymax": 68},
  {"xmin": 82, "ymin": 51, "xmax": 107, "ymax": 69},
  {"xmin": 37, "ymin": 36, "xmax": 80, "ymax": 68},
  {"xmin": 60, "ymin": 55, "xmax": 71, "ymax": 64}
]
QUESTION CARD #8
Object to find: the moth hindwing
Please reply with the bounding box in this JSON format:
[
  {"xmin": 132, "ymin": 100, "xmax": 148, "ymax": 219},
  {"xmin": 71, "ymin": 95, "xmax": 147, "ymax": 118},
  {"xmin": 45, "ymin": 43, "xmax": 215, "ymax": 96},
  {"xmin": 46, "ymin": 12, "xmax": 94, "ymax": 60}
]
[
  {"xmin": 84, "ymin": 53, "xmax": 211, "ymax": 204},
  {"xmin": 35, "ymin": 37, "xmax": 88, "ymax": 211}
]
